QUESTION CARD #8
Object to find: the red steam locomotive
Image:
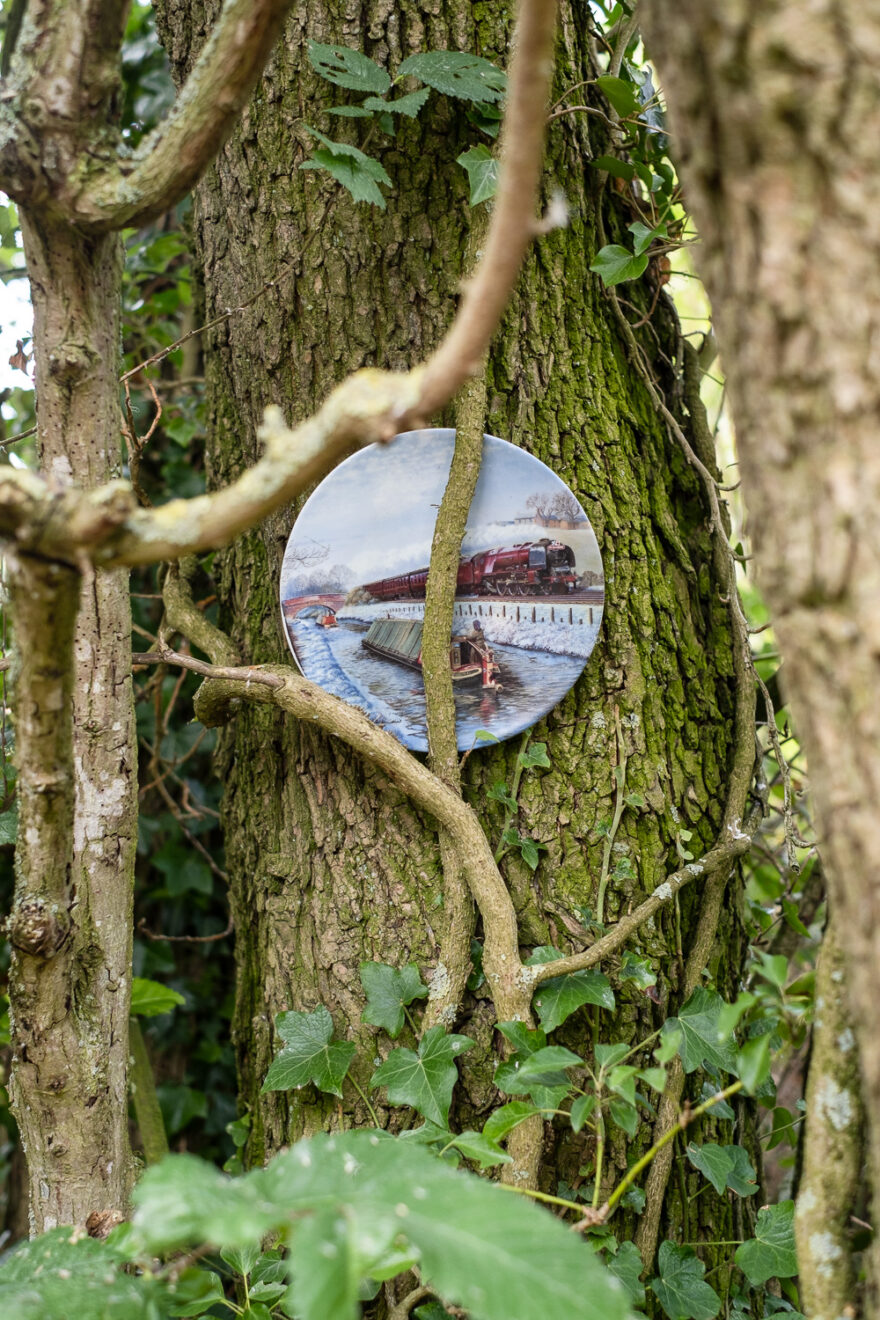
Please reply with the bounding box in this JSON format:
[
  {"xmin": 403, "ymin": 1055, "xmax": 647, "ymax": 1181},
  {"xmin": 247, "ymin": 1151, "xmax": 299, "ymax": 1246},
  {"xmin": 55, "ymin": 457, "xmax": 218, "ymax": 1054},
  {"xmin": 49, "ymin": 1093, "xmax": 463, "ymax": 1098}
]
[{"xmin": 363, "ymin": 539, "xmax": 577, "ymax": 600}]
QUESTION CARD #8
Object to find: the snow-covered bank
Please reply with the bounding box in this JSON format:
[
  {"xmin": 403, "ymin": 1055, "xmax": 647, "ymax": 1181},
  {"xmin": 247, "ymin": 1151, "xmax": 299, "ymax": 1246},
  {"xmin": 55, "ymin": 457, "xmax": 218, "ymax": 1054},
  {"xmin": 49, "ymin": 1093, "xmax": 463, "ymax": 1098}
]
[{"xmin": 338, "ymin": 597, "xmax": 603, "ymax": 660}]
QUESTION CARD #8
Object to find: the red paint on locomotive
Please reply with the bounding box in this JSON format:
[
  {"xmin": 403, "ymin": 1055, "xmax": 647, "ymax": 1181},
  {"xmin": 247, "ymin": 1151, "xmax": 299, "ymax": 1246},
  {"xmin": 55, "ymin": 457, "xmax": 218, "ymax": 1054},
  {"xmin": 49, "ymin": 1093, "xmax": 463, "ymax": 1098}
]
[{"xmin": 362, "ymin": 539, "xmax": 577, "ymax": 600}]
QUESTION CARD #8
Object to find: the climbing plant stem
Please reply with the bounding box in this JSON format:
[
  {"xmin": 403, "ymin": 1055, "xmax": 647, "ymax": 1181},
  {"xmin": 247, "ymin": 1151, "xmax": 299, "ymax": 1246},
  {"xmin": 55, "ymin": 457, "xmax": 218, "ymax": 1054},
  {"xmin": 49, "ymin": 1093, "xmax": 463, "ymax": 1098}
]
[{"xmin": 596, "ymin": 710, "xmax": 628, "ymax": 924}]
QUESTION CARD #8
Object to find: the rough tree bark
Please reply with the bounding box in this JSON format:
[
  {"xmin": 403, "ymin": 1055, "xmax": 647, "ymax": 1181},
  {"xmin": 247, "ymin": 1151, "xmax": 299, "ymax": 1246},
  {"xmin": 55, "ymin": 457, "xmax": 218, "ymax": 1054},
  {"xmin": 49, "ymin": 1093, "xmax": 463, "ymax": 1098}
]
[
  {"xmin": 157, "ymin": 0, "xmax": 755, "ymax": 1269},
  {"xmin": 641, "ymin": 0, "xmax": 880, "ymax": 1284}
]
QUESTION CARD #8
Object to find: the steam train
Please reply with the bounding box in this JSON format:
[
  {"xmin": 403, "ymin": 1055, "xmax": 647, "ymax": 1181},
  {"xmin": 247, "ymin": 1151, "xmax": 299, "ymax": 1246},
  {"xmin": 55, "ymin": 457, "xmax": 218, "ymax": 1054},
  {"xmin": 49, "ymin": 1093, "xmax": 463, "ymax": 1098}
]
[{"xmin": 363, "ymin": 539, "xmax": 578, "ymax": 600}]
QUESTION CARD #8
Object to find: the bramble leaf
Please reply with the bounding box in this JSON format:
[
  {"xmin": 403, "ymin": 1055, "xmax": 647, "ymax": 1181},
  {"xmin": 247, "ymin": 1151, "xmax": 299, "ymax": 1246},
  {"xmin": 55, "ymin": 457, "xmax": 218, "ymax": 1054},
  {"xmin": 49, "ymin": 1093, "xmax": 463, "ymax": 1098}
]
[
  {"xmin": 360, "ymin": 961, "xmax": 428, "ymax": 1038},
  {"xmin": 308, "ymin": 40, "xmax": 390, "ymax": 94},
  {"xmin": 370, "ymin": 1026, "xmax": 473, "ymax": 1126},
  {"xmin": 363, "ymin": 89, "xmax": 430, "ymax": 117},
  {"xmin": 262, "ymin": 1005, "xmax": 356, "ymax": 1098},
  {"xmin": 398, "ymin": 51, "xmax": 507, "ymax": 103}
]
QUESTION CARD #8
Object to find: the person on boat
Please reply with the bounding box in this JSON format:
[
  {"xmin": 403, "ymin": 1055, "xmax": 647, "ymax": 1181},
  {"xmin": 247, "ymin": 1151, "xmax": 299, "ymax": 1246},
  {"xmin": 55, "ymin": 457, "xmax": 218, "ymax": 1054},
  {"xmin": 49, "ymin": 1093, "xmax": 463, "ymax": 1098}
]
[{"xmin": 462, "ymin": 619, "xmax": 490, "ymax": 653}]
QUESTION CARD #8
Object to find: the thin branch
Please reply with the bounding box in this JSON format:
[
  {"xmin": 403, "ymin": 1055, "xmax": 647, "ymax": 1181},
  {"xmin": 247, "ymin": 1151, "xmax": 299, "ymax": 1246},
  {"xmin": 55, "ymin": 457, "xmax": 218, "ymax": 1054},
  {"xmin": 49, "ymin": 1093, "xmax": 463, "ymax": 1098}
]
[
  {"xmin": 416, "ymin": 0, "xmax": 558, "ymax": 415},
  {"xmin": 80, "ymin": 0, "xmax": 294, "ymax": 230},
  {"xmin": 526, "ymin": 817, "xmax": 758, "ymax": 988}
]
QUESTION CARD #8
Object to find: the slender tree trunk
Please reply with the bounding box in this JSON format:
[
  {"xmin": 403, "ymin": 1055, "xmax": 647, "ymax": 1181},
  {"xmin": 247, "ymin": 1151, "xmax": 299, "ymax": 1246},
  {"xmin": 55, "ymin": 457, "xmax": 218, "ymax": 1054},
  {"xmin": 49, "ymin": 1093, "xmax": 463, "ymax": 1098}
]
[
  {"xmin": 159, "ymin": 0, "xmax": 753, "ymax": 1267},
  {"xmin": 7, "ymin": 217, "xmax": 137, "ymax": 1231},
  {"xmin": 641, "ymin": 0, "xmax": 880, "ymax": 1248}
]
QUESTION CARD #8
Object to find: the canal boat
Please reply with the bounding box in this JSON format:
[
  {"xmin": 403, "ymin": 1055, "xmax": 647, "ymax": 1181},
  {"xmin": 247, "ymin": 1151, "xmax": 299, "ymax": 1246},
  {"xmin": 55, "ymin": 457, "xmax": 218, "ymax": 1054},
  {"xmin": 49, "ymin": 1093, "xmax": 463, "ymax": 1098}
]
[{"xmin": 362, "ymin": 618, "xmax": 501, "ymax": 690}]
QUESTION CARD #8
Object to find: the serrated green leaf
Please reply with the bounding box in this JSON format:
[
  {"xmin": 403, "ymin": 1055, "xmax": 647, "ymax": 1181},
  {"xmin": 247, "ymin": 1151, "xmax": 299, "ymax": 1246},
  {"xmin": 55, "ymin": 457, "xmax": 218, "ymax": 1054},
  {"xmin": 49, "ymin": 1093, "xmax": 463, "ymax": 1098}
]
[
  {"xmin": 735, "ymin": 1201, "xmax": 797, "ymax": 1286},
  {"xmin": 363, "ymin": 89, "xmax": 431, "ymax": 117},
  {"xmin": 398, "ymin": 51, "xmax": 507, "ymax": 103},
  {"xmin": 483, "ymin": 1100, "xmax": 541, "ymax": 1142},
  {"xmin": 360, "ymin": 961, "xmax": 428, "ymax": 1038},
  {"xmin": 596, "ymin": 75, "xmax": 641, "ymax": 118},
  {"xmin": 301, "ymin": 150, "xmax": 389, "ymax": 208},
  {"xmin": 326, "ymin": 104, "xmax": 375, "ymax": 117},
  {"xmin": 528, "ymin": 947, "xmax": 615, "ymax": 1031},
  {"xmin": 262, "ymin": 1005, "xmax": 356, "ymax": 1098},
  {"xmin": 308, "ymin": 40, "xmax": 390, "ymax": 94},
  {"xmin": 130, "ymin": 976, "xmax": 185, "ymax": 1018},
  {"xmin": 663, "ymin": 988, "xmax": 738, "ymax": 1074},
  {"xmin": 589, "ymin": 244, "xmax": 649, "ymax": 287},
  {"xmin": 370, "ymin": 1026, "xmax": 473, "ymax": 1125},
  {"xmin": 650, "ymin": 1241, "xmax": 721, "ymax": 1320},
  {"xmin": 737, "ymin": 1034, "xmax": 772, "ymax": 1095}
]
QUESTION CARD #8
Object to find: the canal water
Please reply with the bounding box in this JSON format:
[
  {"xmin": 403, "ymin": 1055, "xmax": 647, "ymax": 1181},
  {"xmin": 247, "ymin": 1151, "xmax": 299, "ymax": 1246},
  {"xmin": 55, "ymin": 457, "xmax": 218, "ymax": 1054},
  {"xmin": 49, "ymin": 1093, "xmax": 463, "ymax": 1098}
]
[{"xmin": 289, "ymin": 617, "xmax": 587, "ymax": 752}]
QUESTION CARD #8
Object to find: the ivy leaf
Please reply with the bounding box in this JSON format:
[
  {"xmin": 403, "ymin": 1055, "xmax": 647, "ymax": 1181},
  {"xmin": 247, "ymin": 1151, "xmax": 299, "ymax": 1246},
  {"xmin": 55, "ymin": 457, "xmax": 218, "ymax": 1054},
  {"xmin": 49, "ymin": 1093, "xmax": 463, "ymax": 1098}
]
[
  {"xmin": 605, "ymin": 1240, "xmax": 646, "ymax": 1307},
  {"xmin": 737, "ymin": 1034, "xmax": 772, "ymax": 1095},
  {"xmin": 457, "ymin": 145, "xmax": 498, "ymax": 205},
  {"xmin": 528, "ymin": 947, "xmax": 615, "ymax": 1031},
  {"xmin": 596, "ymin": 1042, "xmax": 631, "ymax": 1070},
  {"xmin": 482, "ymin": 1100, "xmax": 542, "ymax": 1143},
  {"xmin": 686, "ymin": 1142, "xmax": 735, "ymax": 1196},
  {"xmin": 360, "ymin": 961, "xmax": 428, "ymax": 1038},
  {"xmin": 698, "ymin": 1081, "xmax": 735, "ymax": 1121},
  {"xmin": 398, "ymin": 51, "xmax": 507, "ymax": 103},
  {"xmin": 130, "ymin": 976, "xmax": 185, "ymax": 1018},
  {"xmin": 497, "ymin": 1045, "xmax": 582, "ymax": 1092},
  {"xmin": 608, "ymin": 1098, "xmax": 639, "ymax": 1138},
  {"xmin": 725, "ymin": 1145, "xmax": 758, "ymax": 1196},
  {"xmin": 638, "ymin": 1067, "xmax": 668, "ymax": 1093},
  {"xmin": 589, "ymin": 245, "xmax": 649, "ymax": 287},
  {"xmin": 447, "ymin": 1130, "xmax": 512, "ymax": 1168},
  {"xmin": 596, "ymin": 74, "xmax": 641, "ymax": 118},
  {"xmin": 650, "ymin": 1241, "xmax": 722, "ymax": 1320},
  {"xmin": 262, "ymin": 1006, "xmax": 356, "ymax": 1098},
  {"xmin": 307, "ymin": 40, "xmax": 391, "ymax": 94},
  {"xmin": 363, "ymin": 89, "xmax": 430, "ymax": 117},
  {"xmin": 629, "ymin": 220, "xmax": 667, "ymax": 257},
  {"xmin": 735, "ymin": 1201, "xmax": 797, "ymax": 1286},
  {"xmin": 519, "ymin": 741, "xmax": 551, "ymax": 769},
  {"xmin": 0, "ymin": 1228, "xmax": 163, "ymax": 1318},
  {"xmin": 662, "ymin": 988, "xmax": 738, "ymax": 1075},
  {"xmin": 370, "ymin": 1026, "xmax": 474, "ymax": 1126},
  {"xmin": 619, "ymin": 951, "xmax": 657, "ymax": 990},
  {"xmin": 494, "ymin": 1022, "xmax": 574, "ymax": 1107},
  {"xmin": 570, "ymin": 1094, "xmax": 596, "ymax": 1133},
  {"xmin": 591, "ymin": 155, "xmax": 636, "ymax": 181}
]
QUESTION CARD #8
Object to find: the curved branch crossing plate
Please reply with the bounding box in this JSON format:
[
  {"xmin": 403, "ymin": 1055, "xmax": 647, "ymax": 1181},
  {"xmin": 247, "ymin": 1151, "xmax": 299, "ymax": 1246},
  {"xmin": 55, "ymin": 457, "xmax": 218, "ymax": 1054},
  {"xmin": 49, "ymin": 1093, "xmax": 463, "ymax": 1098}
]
[{"xmin": 280, "ymin": 430, "xmax": 604, "ymax": 751}]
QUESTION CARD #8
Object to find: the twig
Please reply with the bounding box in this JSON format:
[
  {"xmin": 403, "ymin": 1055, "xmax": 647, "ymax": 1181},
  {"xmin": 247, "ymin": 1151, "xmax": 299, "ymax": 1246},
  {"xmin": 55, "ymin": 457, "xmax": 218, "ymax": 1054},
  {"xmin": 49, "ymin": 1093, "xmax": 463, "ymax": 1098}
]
[{"xmin": 137, "ymin": 912, "xmax": 234, "ymax": 944}]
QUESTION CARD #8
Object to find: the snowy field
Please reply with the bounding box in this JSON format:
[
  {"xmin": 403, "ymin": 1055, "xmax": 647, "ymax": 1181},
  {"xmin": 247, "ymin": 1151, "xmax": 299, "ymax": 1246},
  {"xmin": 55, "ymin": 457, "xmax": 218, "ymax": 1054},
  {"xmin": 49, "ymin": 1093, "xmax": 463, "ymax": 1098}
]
[{"xmin": 338, "ymin": 596, "xmax": 603, "ymax": 661}]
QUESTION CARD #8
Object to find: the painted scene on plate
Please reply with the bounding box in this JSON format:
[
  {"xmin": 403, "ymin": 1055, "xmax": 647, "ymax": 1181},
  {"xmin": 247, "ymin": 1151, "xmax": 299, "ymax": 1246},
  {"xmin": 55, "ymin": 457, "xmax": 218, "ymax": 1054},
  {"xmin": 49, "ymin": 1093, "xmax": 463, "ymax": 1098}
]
[{"xmin": 280, "ymin": 429, "xmax": 604, "ymax": 752}]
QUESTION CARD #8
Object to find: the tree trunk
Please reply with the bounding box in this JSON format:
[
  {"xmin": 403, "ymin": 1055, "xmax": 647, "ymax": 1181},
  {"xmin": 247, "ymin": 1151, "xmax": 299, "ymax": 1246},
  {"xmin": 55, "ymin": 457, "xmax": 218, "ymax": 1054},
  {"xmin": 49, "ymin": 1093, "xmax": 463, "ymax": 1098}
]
[
  {"xmin": 640, "ymin": 0, "xmax": 880, "ymax": 1251},
  {"xmin": 8, "ymin": 215, "xmax": 137, "ymax": 1232},
  {"xmin": 158, "ymin": 0, "xmax": 753, "ymax": 1268}
]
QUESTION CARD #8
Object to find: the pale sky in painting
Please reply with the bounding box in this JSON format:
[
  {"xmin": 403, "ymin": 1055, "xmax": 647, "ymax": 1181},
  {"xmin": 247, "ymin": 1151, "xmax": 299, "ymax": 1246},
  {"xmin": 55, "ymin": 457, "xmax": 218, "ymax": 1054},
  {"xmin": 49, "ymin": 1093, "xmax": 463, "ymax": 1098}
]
[{"xmin": 281, "ymin": 429, "xmax": 603, "ymax": 595}]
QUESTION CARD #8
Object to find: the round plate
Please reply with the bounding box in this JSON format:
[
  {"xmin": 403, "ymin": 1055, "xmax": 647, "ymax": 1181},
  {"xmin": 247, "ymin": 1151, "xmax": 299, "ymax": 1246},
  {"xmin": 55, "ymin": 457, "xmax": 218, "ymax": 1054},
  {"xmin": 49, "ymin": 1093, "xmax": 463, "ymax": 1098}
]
[{"xmin": 280, "ymin": 430, "xmax": 604, "ymax": 751}]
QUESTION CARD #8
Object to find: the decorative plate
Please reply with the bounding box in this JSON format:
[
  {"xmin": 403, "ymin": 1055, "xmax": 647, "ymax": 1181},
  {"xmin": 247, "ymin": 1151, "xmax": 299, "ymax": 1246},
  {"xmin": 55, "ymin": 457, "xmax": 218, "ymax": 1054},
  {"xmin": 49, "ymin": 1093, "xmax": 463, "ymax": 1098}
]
[{"xmin": 280, "ymin": 429, "xmax": 604, "ymax": 751}]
